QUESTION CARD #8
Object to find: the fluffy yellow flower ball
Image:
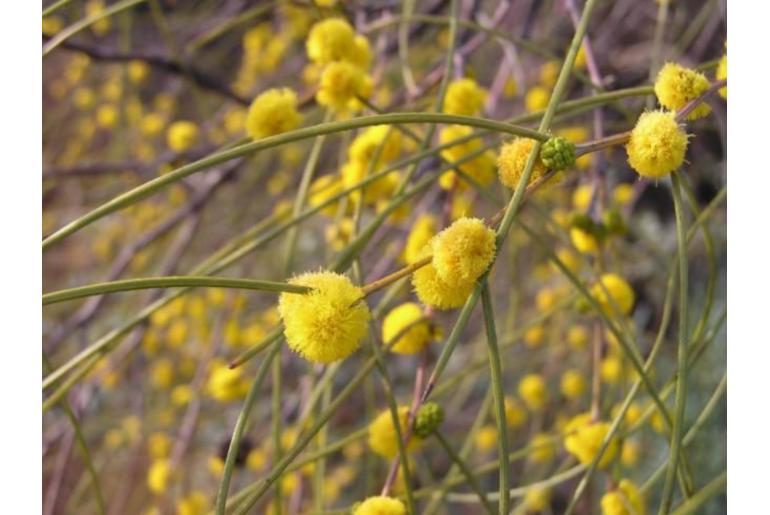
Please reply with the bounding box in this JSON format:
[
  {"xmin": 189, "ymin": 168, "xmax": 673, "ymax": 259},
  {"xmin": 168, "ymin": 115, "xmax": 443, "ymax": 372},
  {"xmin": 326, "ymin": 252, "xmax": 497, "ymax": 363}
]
[
  {"xmin": 438, "ymin": 125, "xmax": 496, "ymax": 190},
  {"xmin": 341, "ymin": 160, "xmax": 400, "ymax": 205},
  {"xmin": 382, "ymin": 302, "xmax": 435, "ymax": 354},
  {"xmin": 475, "ymin": 426, "xmax": 498, "ymax": 452},
  {"xmin": 626, "ymin": 111, "xmax": 688, "ymax": 179},
  {"xmin": 504, "ymin": 397, "xmax": 528, "ymax": 428},
  {"xmin": 525, "ymin": 487, "xmax": 552, "ymax": 512},
  {"xmin": 402, "ymin": 214, "xmax": 438, "ymax": 264},
  {"xmin": 560, "ymin": 369, "xmax": 588, "ymax": 399},
  {"xmin": 525, "ymin": 86, "xmax": 550, "ymax": 112},
  {"xmin": 348, "ymin": 125, "xmax": 403, "ymax": 166},
  {"xmin": 570, "ymin": 226, "xmax": 599, "ymax": 254},
  {"xmin": 716, "ymin": 54, "xmax": 727, "ymax": 99},
  {"xmin": 278, "ymin": 271, "xmax": 370, "ymax": 364},
  {"xmin": 564, "ymin": 413, "xmax": 619, "ymax": 468},
  {"xmin": 654, "ymin": 62, "xmax": 712, "ymax": 120},
  {"xmin": 600, "ymin": 479, "xmax": 645, "ymax": 515},
  {"xmin": 497, "ymin": 137, "xmax": 550, "ymax": 190},
  {"xmin": 412, "ymin": 249, "xmax": 476, "ymax": 309},
  {"xmin": 206, "ymin": 361, "xmax": 249, "ymax": 402},
  {"xmin": 316, "ymin": 61, "xmax": 372, "ymax": 112},
  {"xmin": 147, "ymin": 459, "xmax": 171, "ymax": 494},
  {"xmin": 536, "ymin": 287, "xmax": 559, "ymax": 312},
  {"xmin": 148, "ymin": 432, "xmax": 171, "ymax": 460},
  {"xmin": 567, "ymin": 325, "xmax": 590, "ymax": 351},
  {"xmin": 246, "ymin": 88, "xmax": 303, "ymax": 140},
  {"xmin": 368, "ymin": 406, "xmax": 421, "ymax": 458},
  {"xmin": 518, "ymin": 373, "xmax": 548, "ymax": 411},
  {"xmin": 444, "ymin": 78, "xmax": 487, "ymax": 116},
  {"xmin": 166, "ymin": 120, "xmax": 199, "ymax": 152},
  {"xmin": 354, "ymin": 496, "xmax": 406, "ymax": 515},
  {"xmin": 572, "ymin": 184, "xmax": 594, "ymax": 212},
  {"xmin": 176, "ymin": 491, "xmax": 207, "ymax": 515},
  {"xmin": 431, "ymin": 217, "xmax": 496, "ymax": 287},
  {"xmin": 306, "ymin": 18, "xmax": 356, "ymax": 65},
  {"xmin": 524, "ymin": 325, "xmax": 545, "ymax": 348},
  {"xmin": 528, "ymin": 432, "xmax": 556, "ymax": 464},
  {"xmin": 308, "ymin": 175, "xmax": 343, "ymax": 217},
  {"xmin": 591, "ymin": 273, "xmax": 636, "ymax": 316}
]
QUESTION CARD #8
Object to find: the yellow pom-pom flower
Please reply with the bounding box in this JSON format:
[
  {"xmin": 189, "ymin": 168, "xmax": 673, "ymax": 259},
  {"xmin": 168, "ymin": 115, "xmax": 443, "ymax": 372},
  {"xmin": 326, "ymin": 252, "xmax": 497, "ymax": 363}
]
[
  {"xmin": 591, "ymin": 273, "xmax": 635, "ymax": 316},
  {"xmin": 382, "ymin": 302, "xmax": 435, "ymax": 354},
  {"xmin": 497, "ymin": 137, "xmax": 550, "ymax": 190},
  {"xmin": 444, "ymin": 78, "xmax": 487, "ymax": 116},
  {"xmin": 354, "ymin": 496, "xmax": 406, "ymax": 515},
  {"xmin": 600, "ymin": 479, "xmax": 645, "ymax": 515},
  {"xmin": 402, "ymin": 214, "xmax": 437, "ymax": 264},
  {"xmin": 528, "ymin": 432, "xmax": 556, "ymax": 464},
  {"xmin": 206, "ymin": 361, "xmax": 249, "ymax": 402},
  {"xmin": 524, "ymin": 487, "xmax": 552, "ymax": 512},
  {"xmin": 438, "ymin": 125, "xmax": 496, "ymax": 190},
  {"xmin": 308, "ymin": 175, "xmax": 344, "ymax": 217},
  {"xmin": 525, "ymin": 86, "xmax": 550, "ymax": 112},
  {"xmin": 564, "ymin": 413, "xmax": 619, "ymax": 469},
  {"xmin": 504, "ymin": 397, "xmax": 528, "ymax": 428},
  {"xmin": 519, "ymin": 373, "xmax": 548, "ymax": 411},
  {"xmin": 601, "ymin": 355, "xmax": 623, "ymax": 384},
  {"xmin": 246, "ymin": 88, "xmax": 302, "ymax": 140},
  {"xmin": 626, "ymin": 111, "xmax": 688, "ymax": 179},
  {"xmin": 316, "ymin": 61, "xmax": 372, "ymax": 112},
  {"xmin": 539, "ymin": 60, "xmax": 560, "ymax": 88},
  {"xmin": 430, "ymin": 217, "xmax": 496, "ymax": 286},
  {"xmin": 570, "ymin": 226, "xmax": 599, "ymax": 254},
  {"xmin": 475, "ymin": 425, "xmax": 498, "ymax": 452},
  {"xmin": 348, "ymin": 125, "xmax": 403, "ymax": 166},
  {"xmin": 560, "ymin": 369, "xmax": 588, "ymax": 399},
  {"xmin": 716, "ymin": 54, "xmax": 727, "ymax": 99},
  {"xmin": 278, "ymin": 271, "xmax": 370, "ymax": 364},
  {"xmin": 524, "ymin": 325, "xmax": 545, "ymax": 348},
  {"xmin": 166, "ymin": 121, "xmax": 199, "ymax": 152},
  {"xmin": 413, "ymin": 250, "xmax": 476, "ymax": 309},
  {"xmin": 368, "ymin": 406, "xmax": 422, "ymax": 458},
  {"xmin": 148, "ymin": 432, "xmax": 171, "ymax": 459},
  {"xmin": 566, "ymin": 326, "xmax": 588, "ymax": 352},
  {"xmin": 654, "ymin": 62, "xmax": 711, "ymax": 120},
  {"xmin": 306, "ymin": 18, "xmax": 356, "ymax": 65},
  {"xmin": 147, "ymin": 459, "xmax": 172, "ymax": 494},
  {"xmin": 176, "ymin": 491, "xmax": 207, "ymax": 515}
]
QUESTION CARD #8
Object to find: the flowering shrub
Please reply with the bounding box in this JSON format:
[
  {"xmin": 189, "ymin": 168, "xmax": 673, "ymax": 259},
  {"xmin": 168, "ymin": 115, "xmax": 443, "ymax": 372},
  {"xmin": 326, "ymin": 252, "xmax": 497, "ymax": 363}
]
[{"xmin": 42, "ymin": 1, "xmax": 726, "ymax": 514}]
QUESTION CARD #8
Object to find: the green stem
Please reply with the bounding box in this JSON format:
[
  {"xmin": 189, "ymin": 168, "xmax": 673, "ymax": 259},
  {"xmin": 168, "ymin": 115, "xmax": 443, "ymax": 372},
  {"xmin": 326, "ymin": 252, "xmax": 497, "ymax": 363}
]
[
  {"xmin": 42, "ymin": 276, "xmax": 309, "ymax": 305},
  {"xmin": 42, "ymin": 356, "xmax": 106, "ymax": 515},
  {"xmin": 480, "ymin": 281, "xmax": 510, "ymax": 514},
  {"xmin": 669, "ymin": 472, "xmax": 726, "ymax": 515},
  {"xmin": 42, "ymin": 113, "xmax": 546, "ymax": 251},
  {"xmin": 214, "ymin": 339, "xmax": 281, "ymax": 515},
  {"xmin": 43, "ymin": 0, "xmax": 148, "ymax": 57},
  {"xmin": 659, "ymin": 172, "xmax": 691, "ymax": 514},
  {"xmin": 434, "ymin": 431, "xmax": 495, "ymax": 515}
]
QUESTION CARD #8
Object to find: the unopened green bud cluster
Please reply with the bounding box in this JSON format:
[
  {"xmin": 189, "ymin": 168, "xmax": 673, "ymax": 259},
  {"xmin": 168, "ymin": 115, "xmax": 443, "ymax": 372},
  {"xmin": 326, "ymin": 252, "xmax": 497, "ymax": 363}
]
[
  {"xmin": 540, "ymin": 136, "xmax": 576, "ymax": 170},
  {"xmin": 414, "ymin": 402, "xmax": 444, "ymax": 438}
]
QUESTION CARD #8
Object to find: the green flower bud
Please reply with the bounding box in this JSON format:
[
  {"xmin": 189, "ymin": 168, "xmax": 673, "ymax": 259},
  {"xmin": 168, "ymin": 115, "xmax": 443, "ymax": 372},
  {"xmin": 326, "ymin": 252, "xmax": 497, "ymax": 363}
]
[
  {"xmin": 414, "ymin": 402, "xmax": 444, "ymax": 438},
  {"xmin": 540, "ymin": 136, "xmax": 576, "ymax": 170}
]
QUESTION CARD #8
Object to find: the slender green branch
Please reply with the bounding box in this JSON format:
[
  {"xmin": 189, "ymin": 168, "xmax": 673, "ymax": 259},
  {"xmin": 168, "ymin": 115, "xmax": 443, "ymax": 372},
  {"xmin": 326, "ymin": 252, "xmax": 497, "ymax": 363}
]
[
  {"xmin": 480, "ymin": 281, "xmax": 510, "ymax": 514},
  {"xmin": 669, "ymin": 472, "xmax": 726, "ymax": 515},
  {"xmin": 43, "ymin": 0, "xmax": 148, "ymax": 57},
  {"xmin": 42, "ymin": 276, "xmax": 309, "ymax": 305},
  {"xmin": 659, "ymin": 172, "xmax": 691, "ymax": 514},
  {"xmin": 42, "ymin": 113, "xmax": 546, "ymax": 251},
  {"xmin": 215, "ymin": 340, "xmax": 282, "ymax": 515},
  {"xmin": 434, "ymin": 431, "xmax": 495, "ymax": 515}
]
